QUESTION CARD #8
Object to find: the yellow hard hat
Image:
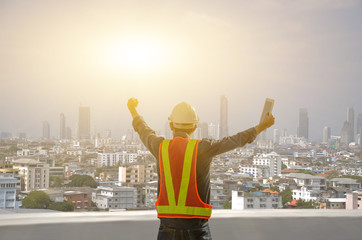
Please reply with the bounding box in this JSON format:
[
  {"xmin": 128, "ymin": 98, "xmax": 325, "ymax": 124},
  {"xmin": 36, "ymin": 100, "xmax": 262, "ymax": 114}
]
[{"xmin": 168, "ymin": 102, "xmax": 199, "ymax": 129}]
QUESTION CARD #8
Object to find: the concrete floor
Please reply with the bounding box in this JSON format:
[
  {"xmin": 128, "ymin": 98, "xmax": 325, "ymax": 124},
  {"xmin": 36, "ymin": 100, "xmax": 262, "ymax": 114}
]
[{"xmin": 1, "ymin": 210, "xmax": 362, "ymax": 240}]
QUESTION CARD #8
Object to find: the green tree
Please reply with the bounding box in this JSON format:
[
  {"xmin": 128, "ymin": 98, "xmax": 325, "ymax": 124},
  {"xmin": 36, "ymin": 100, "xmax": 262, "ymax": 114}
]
[
  {"xmin": 5, "ymin": 145, "xmax": 19, "ymax": 153},
  {"xmin": 296, "ymin": 199, "xmax": 316, "ymax": 209},
  {"xmin": 281, "ymin": 188, "xmax": 293, "ymax": 207},
  {"xmin": 326, "ymin": 170, "xmax": 340, "ymax": 179},
  {"xmin": 270, "ymin": 186, "xmax": 279, "ymax": 192},
  {"xmin": 223, "ymin": 200, "xmax": 232, "ymax": 209},
  {"xmin": 297, "ymin": 169, "xmax": 315, "ymax": 175},
  {"xmin": 50, "ymin": 176, "xmax": 64, "ymax": 188},
  {"xmin": 67, "ymin": 174, "xmax": 98, "ymax": 188},
  {"xmin": 48, "ymin": 201, "xmax": 74, "ymax": 211},
  {"xmin": 282, "ymin": 164, "xmax": 287, "ymax": 170},
  {"xmin": 22, "ymin": 191, "xmax": 51, "ymax": 209}
]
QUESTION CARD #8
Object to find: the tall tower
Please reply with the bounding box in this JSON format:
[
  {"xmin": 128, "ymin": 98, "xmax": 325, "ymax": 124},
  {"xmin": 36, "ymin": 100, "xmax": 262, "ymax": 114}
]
[
  {"xmin": 273, "ymin": 129, "xmax": 279, "ymax": 145},
  {"xmin": 200, "ymin": 122, "xmax": 209, "ymax": 139},
  {"xmin": 78, "ymin": 106, "xmax": 90, "ymax": 140},
  {"xmin": 357, "ymin": 113, "xmax": 362, "ymax": 146},
  {"xmin": 323, "ymin": 126, "xmax": 331, "ymax": 144},
  {"xmin": 347, "ymin": 107, "xmax": 355, "ymax": 142},
  {"xmin": 298, "ymin": 108, "xmax": 309, "ymax": 140},
  {"xmin": 66, "ymin": 127, "xmax": 72, "ymax": 139},
  {"xmin": 341, "ymin": 121, "xmax": 351, "ymax": 145},
  {"xmin": 43, "ymin": 121, "xmax": 50, "ymax": 139},
  {"xmin": 208, "ymin": 123, "xmax": 217, "ymax": 139},
  {"xmin": 60, "ymin": 113, "xmax": 66, "ymax": 139},
  {"xmin": 219, "ymin": 95, "xmax": 228, "ymax": 139}
]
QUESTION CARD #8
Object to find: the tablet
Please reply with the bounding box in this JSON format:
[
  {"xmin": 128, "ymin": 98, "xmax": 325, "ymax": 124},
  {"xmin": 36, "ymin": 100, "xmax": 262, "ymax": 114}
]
[{"xmin": 259, "ymin": 98, "xmax": 274, "ymax": 124}]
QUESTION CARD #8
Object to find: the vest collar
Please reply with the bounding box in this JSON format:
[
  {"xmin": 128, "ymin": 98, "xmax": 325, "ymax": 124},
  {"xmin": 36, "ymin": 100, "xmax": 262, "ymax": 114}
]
[{"xmin": 173, "ymin": 131, "xmax": 191, "ymax": 139}]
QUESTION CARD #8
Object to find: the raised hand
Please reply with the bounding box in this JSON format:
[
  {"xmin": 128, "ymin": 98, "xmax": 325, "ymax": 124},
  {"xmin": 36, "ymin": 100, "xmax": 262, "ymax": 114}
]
[{"xmin": 127, "ymin": 97, "xmax": 139, "ymax": 111}]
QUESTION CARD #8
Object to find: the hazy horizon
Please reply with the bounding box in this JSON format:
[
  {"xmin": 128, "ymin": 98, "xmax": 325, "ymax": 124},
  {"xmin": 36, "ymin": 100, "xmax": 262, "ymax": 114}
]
[{"xmin": 1, "ymin": 0, "xmax": 361, "ymax": 141}]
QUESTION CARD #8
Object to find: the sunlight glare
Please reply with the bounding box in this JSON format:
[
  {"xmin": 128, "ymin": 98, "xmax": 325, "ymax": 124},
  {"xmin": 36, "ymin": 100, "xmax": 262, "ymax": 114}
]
[{"xmin": 103, "ymin": 35, "xmax": 172, "ymax": 74}]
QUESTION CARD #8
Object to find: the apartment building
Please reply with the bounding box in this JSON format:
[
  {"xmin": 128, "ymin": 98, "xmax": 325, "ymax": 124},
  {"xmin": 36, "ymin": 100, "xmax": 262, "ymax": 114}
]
[
  {"xmin": 345, "ymin": 191, "xmax": 362, "ymax": 210},
  {"xmin": 96, "ymin": 152, "xmax": 138, "ymax": 167},
  {"xmin": 118, "ymin": 164, "xmax": 155, "ymax": 184},
  {"xmin": 285, "ymin": 173, "xmax": 327, "ymax": 192},
  {"xmin": 12, "ymin": 158, "xmax": 49, "ymax": 191},
  {"xmin": 64, "ymin": 191, "xmax": 91, "ymax": 210},
  {"xmin": 232, "ymin": 190, "xmax": 282, "ymax": 210},
  {"xmin": 92, "ymin": 186, "xmax": 137, "ymax": 210},
  {"xmin": 239, "ymin": 165, "xmax": 269, "ymax": 178},
  {"xmin": 210, "ymin": 185, "xmax": 229, "ymax": 209},
  {"xmin": 292, "ymin": 186, "xmax": 319, "ymax": 201},
  {"xmin": 253, "ymin": 152, "xmax": 282, "ymax": 177},
  {"xmin": 0, "ymin": 174, "xmax": 21, "ymax": 209},
  {"xmin": 330, "ymin": 178, "xmax": 361, "ymax": 191}
]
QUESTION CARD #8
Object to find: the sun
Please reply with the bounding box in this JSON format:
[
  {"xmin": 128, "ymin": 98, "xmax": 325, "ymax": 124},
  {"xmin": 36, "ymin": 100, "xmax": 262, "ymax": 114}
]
[{"xmin": 102, "ymin": 35, "xmax": 172, "ymax": 74}]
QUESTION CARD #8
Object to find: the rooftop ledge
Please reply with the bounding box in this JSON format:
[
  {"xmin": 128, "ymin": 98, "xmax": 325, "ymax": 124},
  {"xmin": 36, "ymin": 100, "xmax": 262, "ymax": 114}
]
[{"xmin": 1, "ymin": 209, "xmax": 362, "ymax": 227}]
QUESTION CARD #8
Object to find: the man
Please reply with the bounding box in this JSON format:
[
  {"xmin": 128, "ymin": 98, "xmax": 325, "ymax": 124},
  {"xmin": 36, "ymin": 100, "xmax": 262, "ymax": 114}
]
[{"xmin": 127, "ymin": 97, "xmax": 275, "ymax": 240}]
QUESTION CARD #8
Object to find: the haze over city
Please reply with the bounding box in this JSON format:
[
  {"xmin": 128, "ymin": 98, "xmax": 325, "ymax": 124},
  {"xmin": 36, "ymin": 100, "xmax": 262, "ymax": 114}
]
[{"xmin": 1, "ymin": 0, "xmax": 361, "ymax": 140}]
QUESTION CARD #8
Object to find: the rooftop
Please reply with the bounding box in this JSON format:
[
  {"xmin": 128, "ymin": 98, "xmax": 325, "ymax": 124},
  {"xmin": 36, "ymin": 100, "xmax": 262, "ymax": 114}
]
[
  {"xmin": 330, "ymin": 178, "xmax": 360, "ymax": 184},
  {"xmin": 1, "ymin": 210, "xmax": 361, "ymax": 240},
  {"xmin": 12, "ymin": 158, "xmax": 40, "ymax": 165}
]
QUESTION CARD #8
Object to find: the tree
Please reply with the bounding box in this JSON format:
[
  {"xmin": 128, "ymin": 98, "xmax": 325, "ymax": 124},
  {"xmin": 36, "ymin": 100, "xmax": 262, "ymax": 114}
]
[
  {"xmin": 67, "ymin": 174, "xmax": 98, "ymax": 188},
  {"xmin": 22, "ymin": 191, "xmax": 51, "ymax": 209},
  {"xmin": 270, "ymin": 186, "xmax": 279, "ymax": 192},
  {"xmin": 48, "ymin": 201, "xmax": 74, "ymax": 211},
  {"xmin": 297, "ymin": 169, "xmax": 315, "ymax": 175},
  {"xmin": 326, "ymin": 170, "xmax": 340, "ymax": 179},
  {"xmin": 50, "ymin": 176, "xmax": 64, "ymax": 188},
  {"xmin": 296, "ymin": 199, "xmax": 316, "ymax": 209},
  {"xmin": 5, "ymin": 145, "xmax": 19, "ymax": 153},
  {"xmin": 223, "ymin": 200, "xmax": 232, "ymax": 209},
  {"xmin": 281, "ymin": 188, "xmax": 293, "ymax": 207}
]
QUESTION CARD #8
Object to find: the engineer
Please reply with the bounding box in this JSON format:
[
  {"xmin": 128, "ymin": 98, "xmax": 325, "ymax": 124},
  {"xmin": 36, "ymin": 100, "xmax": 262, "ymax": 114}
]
[{"xmin": 127, "ymin": 97, "xmax": 275, "ymax": 240}]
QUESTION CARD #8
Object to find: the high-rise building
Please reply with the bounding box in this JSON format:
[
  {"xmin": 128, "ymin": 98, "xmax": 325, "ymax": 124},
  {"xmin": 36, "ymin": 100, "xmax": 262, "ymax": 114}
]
[
  {"xmin": 323, "ymin": 126, "xmax": 331, "ymax": 144},
  {"xmin": 42, "ymin": 121, "xmax": 50, "ymax": 139},
  {"xmin": 219, "ymin": 95, "xmax": 228, "ymax": 139},
  {"xmin": 273, "ymin": 129, "xmax": 279, "ymax": 145},
  {"xmin": 77, "ymin": 106, "xmax": 90, "ymax": 140},
  {"xmin": 347, "ymin": 107, "xmax": 355, "ymax": 142},
  {"xmin": 208, "ymin": 123, "xmax": 218, "ymax": 139},
  {"xmin": 66, "ymin": 127, "xmax": 72, "ymax": 139},
  {"xmin": 298, "ymin": 108, "xmax": 309, "ymax": 140},
  {"xmin": 357, "ymin": 113, "xmax": 362, "ymax": 146},
  {"xmin": 0, "ymin": 132, "xmax": 12, "ymax": 139},
  {"xmin": 12, "ymin": 159, "xmax": 49, "ymax": 191},
  {"xmin": 60, "ymin": 113, "xmax": 66, "ymax": 139},
  {"xmin": 199, "ymin": 122, "xmax": 209, "ymax": 139},
  {"xmin": 341, "ymin": 121, "xmax": 351, "ymax": 145}
]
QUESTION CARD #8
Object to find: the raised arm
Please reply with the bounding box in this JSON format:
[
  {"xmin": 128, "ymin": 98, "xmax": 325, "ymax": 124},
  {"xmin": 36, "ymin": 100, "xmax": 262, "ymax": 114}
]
[
  {"xmin": 198, "ymin": 112, "xmax": 275, "ymax": 158},
  {"xmin": 127, "ymin": 97, "xmax": 164, "ymax": 158}
]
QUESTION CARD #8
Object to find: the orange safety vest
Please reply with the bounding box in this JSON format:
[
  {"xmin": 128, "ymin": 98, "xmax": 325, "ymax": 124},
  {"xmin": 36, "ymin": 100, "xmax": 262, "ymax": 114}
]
[{"xmin": 156, "ymin": 137, "xmax": 212, "ymax": 219}]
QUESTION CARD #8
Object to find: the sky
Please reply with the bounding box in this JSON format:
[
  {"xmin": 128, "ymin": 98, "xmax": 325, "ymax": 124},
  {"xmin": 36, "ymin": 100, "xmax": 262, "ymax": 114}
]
[{"xmin": 0, "ymin": 0, "xmax": 361, "ymax": 141}]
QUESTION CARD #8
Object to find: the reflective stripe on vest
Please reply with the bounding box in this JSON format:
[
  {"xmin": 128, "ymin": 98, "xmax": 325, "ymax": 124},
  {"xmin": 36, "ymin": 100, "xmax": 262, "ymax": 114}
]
[{"xmin": 156, "ymin": 139, "xmax": 212, "ymax": 218}]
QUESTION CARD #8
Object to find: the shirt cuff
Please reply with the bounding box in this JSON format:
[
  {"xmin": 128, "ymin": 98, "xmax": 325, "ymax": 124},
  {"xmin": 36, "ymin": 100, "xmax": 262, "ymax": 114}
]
[{"xmin": 247, "ymin": 127, "xmax": 257, "ymax": 144}]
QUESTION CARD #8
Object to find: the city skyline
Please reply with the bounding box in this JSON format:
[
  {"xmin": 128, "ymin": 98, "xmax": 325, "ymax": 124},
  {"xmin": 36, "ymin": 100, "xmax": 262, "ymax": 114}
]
[
  {"xmin": 0, "ymin": 0, "xmax": 361, "ymax": 140},
  {"xmin": 1, "ymin": 102, "xmax": 361, "ymax": 144}
]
